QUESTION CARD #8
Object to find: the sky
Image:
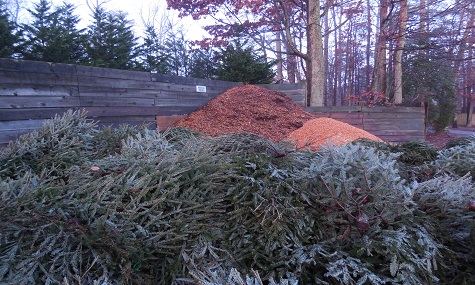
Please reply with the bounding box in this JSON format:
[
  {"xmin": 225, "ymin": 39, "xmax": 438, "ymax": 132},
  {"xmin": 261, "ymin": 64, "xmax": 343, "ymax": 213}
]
[{"xmin": 40, "ymin": 0, "xmax": 210, "ymax": 41}]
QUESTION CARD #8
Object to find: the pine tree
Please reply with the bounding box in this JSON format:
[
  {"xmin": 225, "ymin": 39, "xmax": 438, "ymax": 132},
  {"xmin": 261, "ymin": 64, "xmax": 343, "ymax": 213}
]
[
  {"xmin": 136, "ymin": 24, "xmax": 169, "ymax": 73},
  {"xmin": 188, "ymin": 48, "xmax": 217, "ymax": 79},
  {"xmin": 19, "ymin": 0, "xmax": 86, "ymax": 63},
  {"xmin": 86, "ymin": 5, "xmax": 138, "ymax": 70},
  {"xmin": 0, "ymin": 0, "xmax": 20, "ymax": 58},
  {"xmin": 216, "ymin": 40, "xmax": 275, "ymax": 84},
  {"xmin": 164, "ymin": 26, "xmax": 190, "ymax": 76}
]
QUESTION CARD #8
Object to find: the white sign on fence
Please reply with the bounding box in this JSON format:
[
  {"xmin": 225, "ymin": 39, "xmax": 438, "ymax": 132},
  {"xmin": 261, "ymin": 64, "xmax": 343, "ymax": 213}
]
[{"xmin": 196, "ymin": 85, "xmax": 207, "ymax": 93}]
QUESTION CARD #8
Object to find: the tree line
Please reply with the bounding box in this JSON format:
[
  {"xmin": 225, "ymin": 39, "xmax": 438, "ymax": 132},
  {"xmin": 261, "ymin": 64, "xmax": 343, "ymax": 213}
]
[
  {"xmin": 0, "ymin": 0, "xmax": 275, "ymax": 84},
  {"xmin": 2, "ymin": 0, "xmax": 474, "ymax": 130},
  {"xmin": 167, "ymin": 0, "xmax": 474, "ymax": 130}
]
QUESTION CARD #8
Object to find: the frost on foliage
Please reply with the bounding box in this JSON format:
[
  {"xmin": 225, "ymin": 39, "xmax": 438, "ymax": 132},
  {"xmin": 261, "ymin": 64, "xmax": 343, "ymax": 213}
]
[
  {"xmin": 0, "ymin": 110, "xmax": 97, "ymax": 180},
  {"xmin": 432, "ymin": 139, "xmax": 475, "ymax": 179},
  {"xmin": 411, "ymin": 174, "xmax": 475, "ymax": 275},
  {"xmin": 0, "ymin": 112, "xmax": 467, "ymax": 284},
  {"xmin": 324, "ymin": 256, "xmax": 388, "ymax": 285},
  {"xmin": 299, "ymin": 143, "xmax": 414, "ymax": 236}
]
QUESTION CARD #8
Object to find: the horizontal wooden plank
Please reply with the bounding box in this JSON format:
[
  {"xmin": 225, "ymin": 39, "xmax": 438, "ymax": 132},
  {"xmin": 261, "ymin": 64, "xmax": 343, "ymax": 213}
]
[
  {"xmin": 0, "ymin": 108, "xmax": 72, "ymax": 121},
  {"xmin": 328, "ymin": 113, "xmax": 363, "ymax": 119},
  {"xmin": 361, "ymin": 106, "xmax": 425, "ymax": 113},
  {"xmin": 0, "ymin": 84, "xmax": 79, "ymax": 97},
  {"xmin": 0, "ymin": 96, "xmax": 80, "ymax": 108},
  {"xmin": 81, "ymin": 106, "xmax": 200, "ymax": 117},
  {"xmin": 307, "ymin": 106, "xmax": 363, "ymax": 113},
  {"xmin": 0, "ymin": 129, "xmax": 39, "ymax": 145},
  {"xmin": 364, "ymin": 112, "xmax": 424, "ymax": 119},
  {"xmin": 76, "ymin": 76, "xmax": 153, "ymax": 89},
  {"xmin": 82, "ymin": 106, "xmax": 162, "ymax": 117},
  {"xmin": 79, "ymin": 96, "xmax": 155, "ymax": 107},
  {"xmin": 96, "ymin": 121, "xmax": 156, "ymax": 129},
  {"xmin": 154, "ymin": 94, "xmax": 213, "ymax": 107},
  {"xmin": 76, "ymin": 65, "xmax": 150, "ymax": 81},
  {"xmin": 363, "ymin": 120, "xmax": 425, "ymax": 129},
  {"xmin": 0, "ymin": 70, "xmax": 78, "ymax": 85},
  {"xmin": 94, "ymin": 115, "xmax": 155, "ymax": 122},
  {"xmin": 77, "ymin": 86, "xmax": 157, "ymax": 98},
  {"xmin": 77, "ymin": 76, "xmax": 222, "ymax": 94},
  {"xmin": 280, "ymin": 90, "xmax": 305, "ymax": 97},
  {"xmin": 0, "ymin": 119, "xmax": 44, "ymax": 131},
  {"xmin": 156, "ymin": 115, "xmax": 187, "ymax": 131},
  {"xmin": 381, "ymin": 136, "xmax": 426, "ymax": 143},
  {"xmin": 0, "ymin": 58, "xmax": 77, "ymax": 74},
  {"xmin": 257, "ymin": 83, "xmax": 305, "ymax": 91},
  {"xmin": 154, "ymin": 106, "xmax": 202, "ymax": 116},
  {"xmin": 94, "ymin": 115, "xmax": 156, "ymax": 124},
  {"xmin": 368, "ymin": 130, "xmax": 425, "ymax": 137},
  {"xmin": 151, "ymin": 73, "xmax": 241, "ymax": 87}
]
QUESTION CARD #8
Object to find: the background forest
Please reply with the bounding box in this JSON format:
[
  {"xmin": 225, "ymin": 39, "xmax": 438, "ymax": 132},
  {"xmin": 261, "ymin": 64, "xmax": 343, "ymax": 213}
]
[{"xmin": 0, "ymin": 0, "xmax": 474, "ymax": 127}]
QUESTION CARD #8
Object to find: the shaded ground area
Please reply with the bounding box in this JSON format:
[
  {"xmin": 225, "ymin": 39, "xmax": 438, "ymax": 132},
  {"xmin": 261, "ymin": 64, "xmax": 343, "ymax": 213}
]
[{"xmin": 426, "ymin": 126, "xmax": 475, "ymax": 148}]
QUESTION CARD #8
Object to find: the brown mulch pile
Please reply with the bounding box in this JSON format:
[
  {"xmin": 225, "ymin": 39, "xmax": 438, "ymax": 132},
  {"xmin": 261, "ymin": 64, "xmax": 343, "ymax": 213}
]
[
  {"xmin": 287, "ymin": 118, "xmax": 383, "ymax": 150},
  {"xmin": 175, "ymin": 85, "xmax": 383, "ymax": 146},
  {"xmin": 175, "ymin": 85, "xmax": 315, "ymax": 142}
]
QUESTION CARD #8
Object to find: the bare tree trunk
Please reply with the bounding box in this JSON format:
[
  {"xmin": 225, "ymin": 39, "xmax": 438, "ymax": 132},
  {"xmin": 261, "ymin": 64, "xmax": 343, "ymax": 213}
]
[
  {"xmin": 275, "ymin": 32, "xmax": 283, "ymax": 83},
  {"xmin": 284, "ymin": 38, "xmax": 297, "ymax": 83},
  {"xmin": 343, "ymin": 23, "xmax": 352, "ymax": 104},
  {"xmin": 371, "ymin": 0, "xmax": 388, "ymax": 94},
  {"xmin": 323, "ymin": 2, "xmax": 330, "ymax": 105},
  {"xmin": 393, "ymin": 0, "xmax": 408, "ymax": 104},
  {"xmin": 365, "ymin": 0, "xmax": 371, "ymax": 90},
  {"xmin": 467, "ymin": 44, "xmax": 474, "ymax": 126},
  {"xmin": 332, "ymin": 8, "xmax": 340, "ymax": 105},
  {"xmin": 450, "ymin": 6, "xmax": 475, "ymax": 125},
  {"xmin": 308, "ymin": 0, "xmax": 325, "ymax": 106}
]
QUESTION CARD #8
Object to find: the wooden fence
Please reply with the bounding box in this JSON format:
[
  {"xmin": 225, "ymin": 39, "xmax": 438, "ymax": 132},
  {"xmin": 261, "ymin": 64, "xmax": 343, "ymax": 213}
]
[
  {"xmin": 306, "ymin": 106, "xmax": 426, "ymax": 143},
  {"xmin": 0, "ymin": 58, "xmax": 424, "ymax": 146},
  {"xmin": 0, "ymin": 58, "xmax": 304, "ymax": 145}
]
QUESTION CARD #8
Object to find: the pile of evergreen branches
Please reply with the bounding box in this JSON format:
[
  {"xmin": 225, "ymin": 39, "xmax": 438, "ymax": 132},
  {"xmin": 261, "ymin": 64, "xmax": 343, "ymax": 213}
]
[{"xmin": 1, "ymin": 111, "xmax": 474, "ymax": 284}]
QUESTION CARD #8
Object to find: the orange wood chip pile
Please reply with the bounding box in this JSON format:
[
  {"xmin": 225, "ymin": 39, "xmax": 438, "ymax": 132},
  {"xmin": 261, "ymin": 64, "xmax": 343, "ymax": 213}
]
[
  {"xmin": 175, "ymin": 85, "xmax": 315, "ymax": 142},
  {"xmin": 287, "ymin": 117, "xmax": 383, "ymax": 150}
]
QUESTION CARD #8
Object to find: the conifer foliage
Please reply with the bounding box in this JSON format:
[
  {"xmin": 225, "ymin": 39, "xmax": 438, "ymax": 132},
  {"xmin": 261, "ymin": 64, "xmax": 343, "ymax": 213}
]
[
  {"xmin": 1, "ymin": 112, "xmax": 475, "ymax": 284},
  {"xmin": 19, "ymin": 0, "xmax": 86, "ymax": 63}
]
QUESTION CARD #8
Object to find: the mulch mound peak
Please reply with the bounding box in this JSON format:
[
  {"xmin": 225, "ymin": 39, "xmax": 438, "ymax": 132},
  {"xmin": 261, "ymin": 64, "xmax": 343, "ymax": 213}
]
[{"xmin": 175, "ymin": 85, "xmax": 315, "ymax": 142}]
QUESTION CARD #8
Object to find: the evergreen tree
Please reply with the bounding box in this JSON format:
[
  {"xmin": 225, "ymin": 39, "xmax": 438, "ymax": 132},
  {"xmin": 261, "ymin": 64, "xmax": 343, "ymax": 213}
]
[
  {"xmin": 188, "ymin": 48, "xmax": 217, "ymax": 79},
  {"xmin": 136, "ymin": 24, "xmax": 169, "ymax": 73},
  {"xmin": 0, "ymin": 0, "xmax": 20, "ymax": 58},
  {"xmin": 164, "ymin": 27, "xmax": 189, "ymax": 76},
  {"xmin": 216, "ymin": 41, "xmax": 275, "ymax": 84},
  {"xmin": 402, "ymin": 48, "xmax": 457, "ymax": 132},
  {"xmin": 19, "ymin": 0, "xmax": 86, "ymax": 63},
  {"xmin": 86, "ymin": 5, "xmax": 139, "ymax": 70}
]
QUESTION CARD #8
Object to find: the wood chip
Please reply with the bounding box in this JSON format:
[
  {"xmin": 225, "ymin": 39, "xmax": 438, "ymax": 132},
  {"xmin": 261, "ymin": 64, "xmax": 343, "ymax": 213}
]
[{"xmin": 287, "ymin": 118, "xmax": 383, "ymax": 150}]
